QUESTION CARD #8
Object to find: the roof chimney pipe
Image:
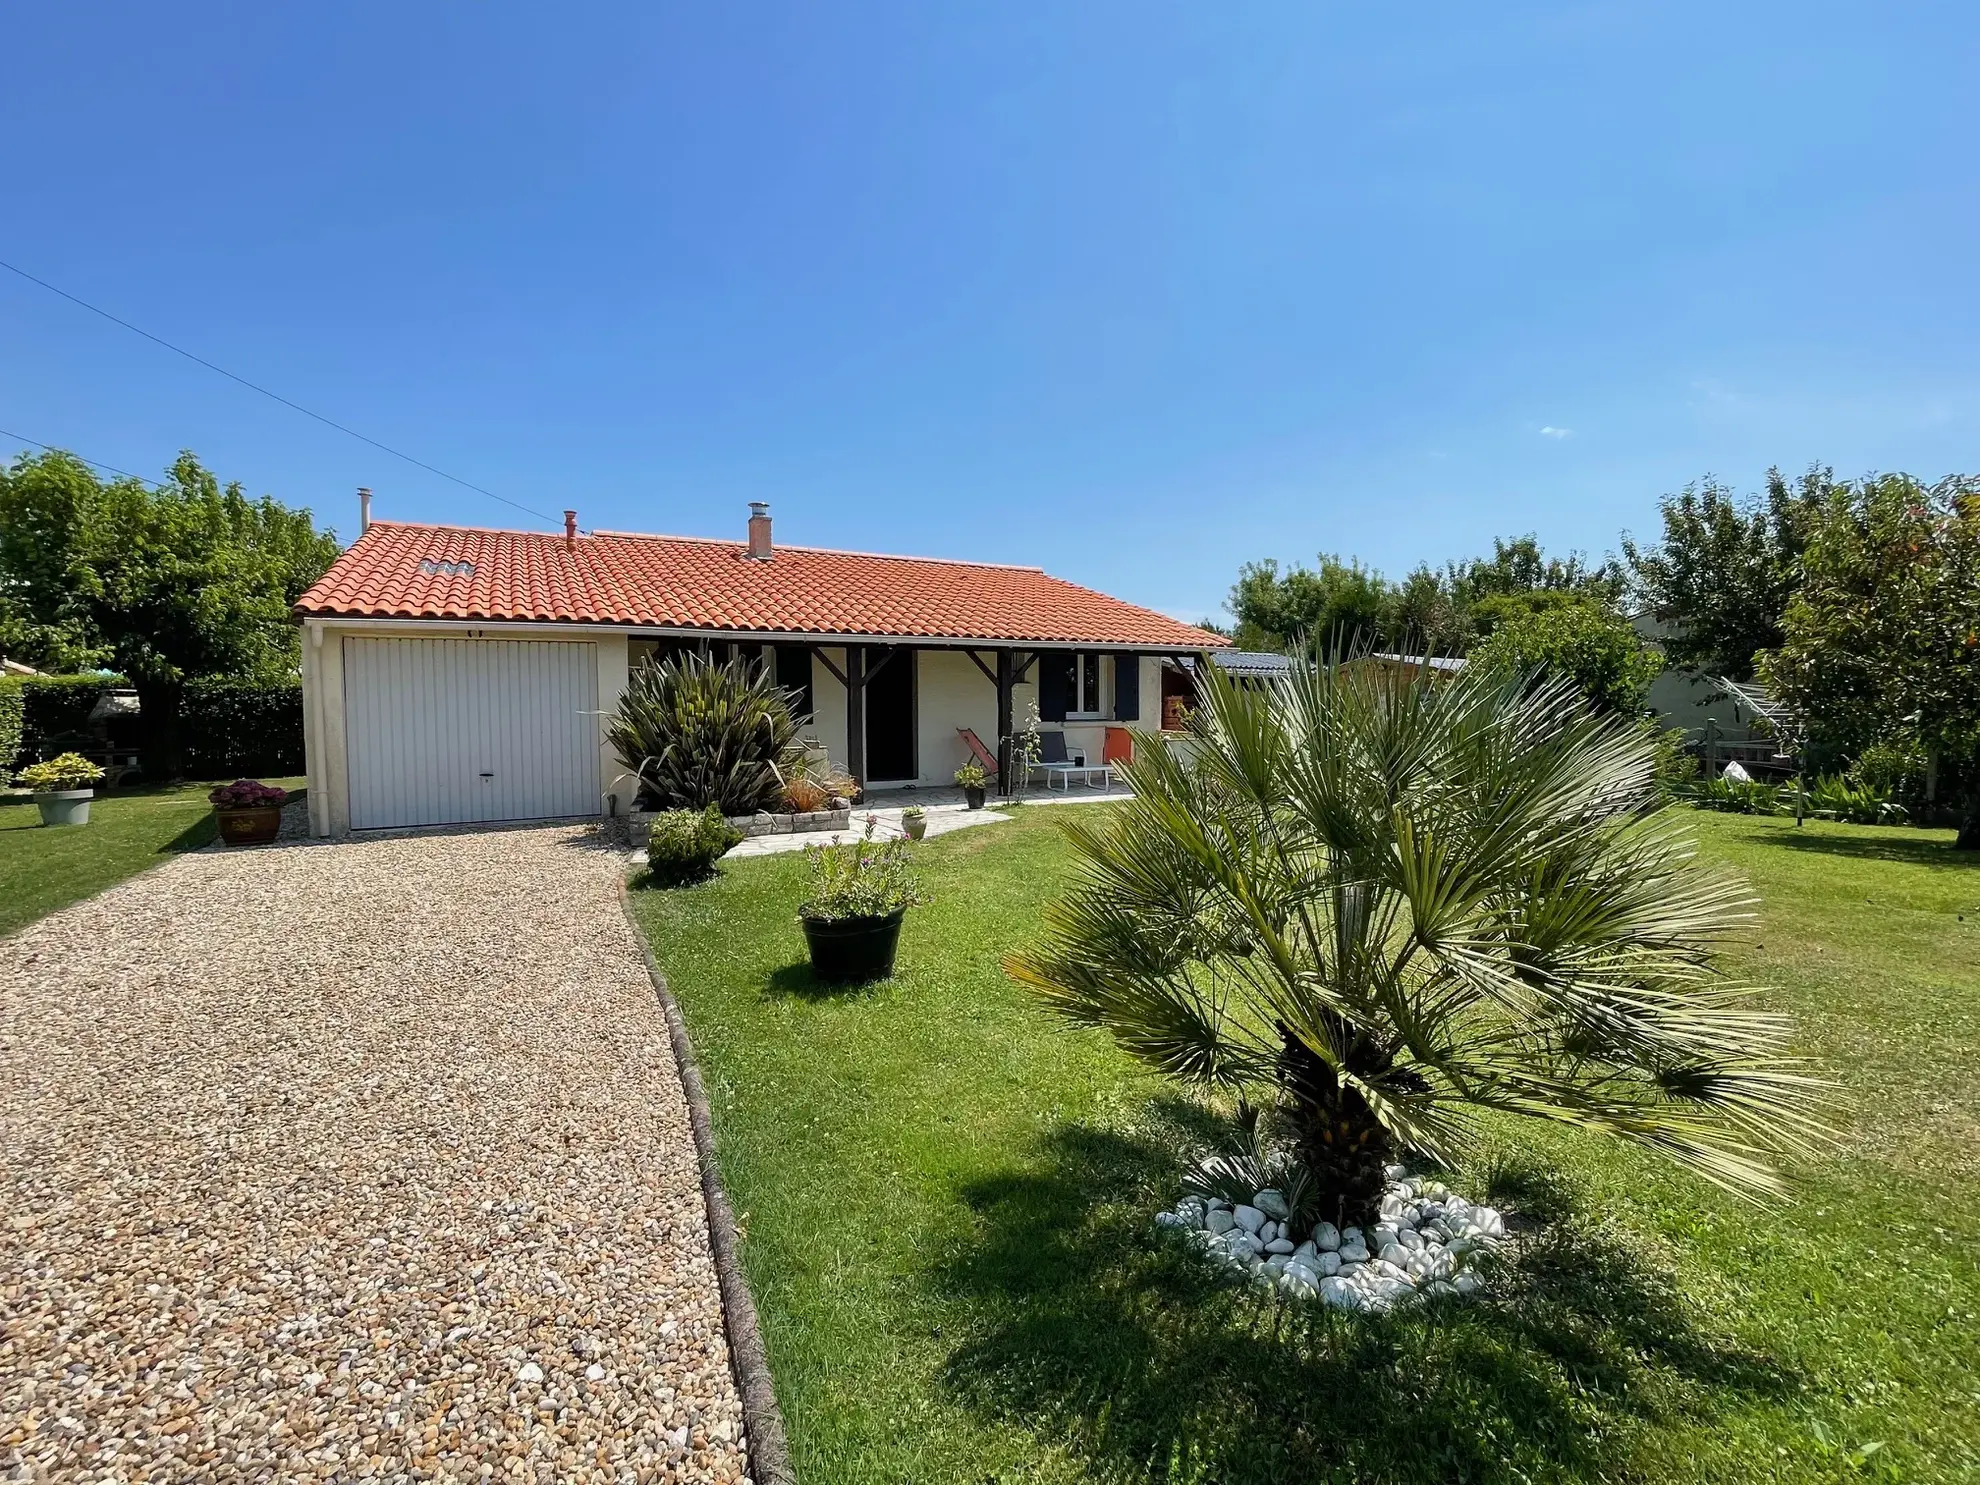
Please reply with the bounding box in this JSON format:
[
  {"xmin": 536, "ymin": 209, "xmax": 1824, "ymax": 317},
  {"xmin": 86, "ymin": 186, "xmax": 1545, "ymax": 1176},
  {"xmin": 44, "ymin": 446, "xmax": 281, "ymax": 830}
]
[
  {"xmin": 358, "ymin": 487, "xmax": 372, "ymax": 535},
  {"xmin": 747, "ymin": 501, "xmax": 773, "ymax": 560},
  {"xmin": 563, "ymin": 509, "xmax": 578, "ymax": 550}
]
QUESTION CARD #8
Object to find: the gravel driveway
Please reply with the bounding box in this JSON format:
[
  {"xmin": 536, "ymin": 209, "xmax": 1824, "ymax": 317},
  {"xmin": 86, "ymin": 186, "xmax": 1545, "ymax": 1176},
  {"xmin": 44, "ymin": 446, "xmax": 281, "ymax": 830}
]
[{"xmin": 1, "ymin": 824, "xmax": 747, "ymax": 1484}]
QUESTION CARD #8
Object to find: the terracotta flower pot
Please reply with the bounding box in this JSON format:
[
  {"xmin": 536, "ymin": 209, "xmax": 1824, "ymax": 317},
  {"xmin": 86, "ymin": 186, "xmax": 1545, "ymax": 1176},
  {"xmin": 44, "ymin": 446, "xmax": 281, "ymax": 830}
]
[{"xmin": 216, "ymin": 804, "xmax": 283, "ymax": 846}]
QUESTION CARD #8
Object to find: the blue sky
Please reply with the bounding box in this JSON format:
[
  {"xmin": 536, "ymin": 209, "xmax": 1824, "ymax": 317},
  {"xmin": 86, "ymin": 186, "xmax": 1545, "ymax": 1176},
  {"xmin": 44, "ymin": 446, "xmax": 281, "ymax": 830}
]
[{"xmin": 3, "ymin": 3, "xmax": 1975, "ymax": 623}]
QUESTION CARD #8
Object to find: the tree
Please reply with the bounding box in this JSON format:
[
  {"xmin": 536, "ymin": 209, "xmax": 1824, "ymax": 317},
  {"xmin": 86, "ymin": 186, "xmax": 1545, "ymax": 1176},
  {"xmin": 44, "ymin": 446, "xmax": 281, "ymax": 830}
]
[
  {"xmin": 0, "ymin": 449, "xmax": 339, "ymax": 777},
  {"xmin": 1759, "ymin": 473, "xmax": 1980, "ymax": 848},
  {"xmin": 1622, "ymin": 468, "xmax": 1832, "ymax": 679},
  {"xmin": 1227, "ymin": 555, "xmax": 1396, "ymax": 657},
  {"xmin": 1007, "ymin": 660, "xmax": 1824, "ymax": 1229},
  {"xmin": 1446, "ymin": 533, "xmax": 1625, "ymax": 632},
  {"xmin": 1468, "ymin": 599, "xmax": 1663, "ymax": 715}
]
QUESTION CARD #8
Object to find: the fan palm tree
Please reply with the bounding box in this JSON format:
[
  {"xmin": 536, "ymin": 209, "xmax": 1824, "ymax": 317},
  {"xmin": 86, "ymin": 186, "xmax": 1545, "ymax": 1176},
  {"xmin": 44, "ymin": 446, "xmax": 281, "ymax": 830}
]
[{"xmin": 1005, "ymin": 658, "xmax": 1827, "ymax": 1230}]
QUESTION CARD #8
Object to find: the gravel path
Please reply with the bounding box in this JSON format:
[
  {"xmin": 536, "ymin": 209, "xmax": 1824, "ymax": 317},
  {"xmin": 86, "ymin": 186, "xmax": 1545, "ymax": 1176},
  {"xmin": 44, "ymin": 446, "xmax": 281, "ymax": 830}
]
[{"xmin": 1, "ymin": 824, "xmax": 747, "ymax": 1484}]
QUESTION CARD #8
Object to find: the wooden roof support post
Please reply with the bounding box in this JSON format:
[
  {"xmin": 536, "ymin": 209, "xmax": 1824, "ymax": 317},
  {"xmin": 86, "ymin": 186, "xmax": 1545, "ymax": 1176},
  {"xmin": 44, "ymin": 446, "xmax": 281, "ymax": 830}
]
[
  {"xmin": 995, "ymin": 648, "xmax": 1014, "ymax": 797},
  {"xmin": 846, "ymin": 645, "xmax": 866, "ymax": 789}
]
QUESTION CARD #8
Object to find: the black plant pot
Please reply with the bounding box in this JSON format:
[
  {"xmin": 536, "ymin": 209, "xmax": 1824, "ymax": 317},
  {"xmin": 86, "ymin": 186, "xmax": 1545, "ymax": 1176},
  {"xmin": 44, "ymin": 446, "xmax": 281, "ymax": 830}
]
[
  {"xmin": 963, "ymin": 785, "xmax": 986, "ymax": 810},
  {"xmin": 802, "ymin": 909, "xmax": 906, "ymax": 983}
]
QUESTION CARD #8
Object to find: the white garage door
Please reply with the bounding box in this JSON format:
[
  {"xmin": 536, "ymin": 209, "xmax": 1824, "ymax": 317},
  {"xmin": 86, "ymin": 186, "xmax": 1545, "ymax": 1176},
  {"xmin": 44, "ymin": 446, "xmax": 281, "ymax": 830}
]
[{"xmin": 344, "ymin": 637, "xmax": 601, "ymax": 829}]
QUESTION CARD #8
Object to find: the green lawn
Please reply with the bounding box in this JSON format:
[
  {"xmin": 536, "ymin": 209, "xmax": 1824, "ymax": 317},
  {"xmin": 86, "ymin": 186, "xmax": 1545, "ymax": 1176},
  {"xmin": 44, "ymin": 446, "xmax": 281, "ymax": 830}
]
[
  {"xmin": 628, "ymin": 809, "xmax": 1980, "ymax": 1485},
  {"xmin": 0, "ymin": 778, "xmax": 304, "ymax": 938}
]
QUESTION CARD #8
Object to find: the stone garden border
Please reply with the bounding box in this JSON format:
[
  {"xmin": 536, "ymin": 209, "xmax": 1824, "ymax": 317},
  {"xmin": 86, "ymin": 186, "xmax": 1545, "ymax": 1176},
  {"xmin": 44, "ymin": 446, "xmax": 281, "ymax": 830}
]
[{"xmin": 618, "ymin": 881, "xmax": 797, "ymax": 1485}]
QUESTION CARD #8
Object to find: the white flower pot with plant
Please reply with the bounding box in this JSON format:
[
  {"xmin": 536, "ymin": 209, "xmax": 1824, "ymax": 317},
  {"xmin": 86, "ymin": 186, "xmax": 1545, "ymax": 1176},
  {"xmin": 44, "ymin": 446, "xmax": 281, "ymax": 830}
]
[{"xmin": 20, "ymin": 752, "xmax": 106, "ymax": 827}]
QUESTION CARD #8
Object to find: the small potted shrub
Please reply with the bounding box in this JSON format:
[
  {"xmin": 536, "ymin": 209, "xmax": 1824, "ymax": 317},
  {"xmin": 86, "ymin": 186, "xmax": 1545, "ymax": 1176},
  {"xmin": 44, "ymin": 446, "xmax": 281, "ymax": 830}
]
[
  {"xmin": 645, "ymin": 805, "xmax": 743, "ymax": 886},
  {"xmin": 209, "ymin": 779, "xmax": 289, "ymax": 846},
  {"xmin": 798, "ymin": 822, "xmax": 928, "ymax": 982},
  {"xmin": 954, "ymin": 761, "xmax": 988, "ymax": 810},
  {"xmin": 21, "ymin": 752, "xmax": 105, "ymax": 827},
  {"xmin": 900, "ymin": 804, "xmax": 927, "ymax": 841}
]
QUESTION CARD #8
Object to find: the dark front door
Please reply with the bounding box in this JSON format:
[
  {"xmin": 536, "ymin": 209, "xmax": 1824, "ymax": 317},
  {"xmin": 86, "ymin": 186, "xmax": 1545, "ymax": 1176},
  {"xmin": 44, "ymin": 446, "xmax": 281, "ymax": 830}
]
[{"xmin": 864, "ymin": 646, "xmax": 916, "ymax": 782}]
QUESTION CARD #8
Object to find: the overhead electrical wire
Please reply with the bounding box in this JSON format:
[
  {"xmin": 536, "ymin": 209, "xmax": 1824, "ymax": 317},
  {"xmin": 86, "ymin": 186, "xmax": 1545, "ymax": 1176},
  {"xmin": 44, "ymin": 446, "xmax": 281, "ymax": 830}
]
[
  {"xmin": 0, "ymin": 425, "xmax": 162, "ymax": 487},
  {"xmin": 0, "ymin": 256, "xmax": 558, "ymax": 525}
]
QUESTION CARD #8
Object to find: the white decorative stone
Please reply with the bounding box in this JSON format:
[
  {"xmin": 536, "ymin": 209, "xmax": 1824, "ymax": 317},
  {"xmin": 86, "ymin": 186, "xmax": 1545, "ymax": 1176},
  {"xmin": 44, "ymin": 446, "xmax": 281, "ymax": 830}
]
[
  {"xmin": 1313, "ymin": 1222, "xmax": 1341, "ymax": 1252},
  {"xmin": 1265, "ymin": 1237, "xmax": 1295, "ymax": 1255},
  {"xmin": 1205, "ymin": 1208, "xmax": 1236, "ymax": 1236},
  {"xmin": 1292, "ymin": 1240, "xmax": 1317, "ymax": 1261},
  {"xmin": 1232, "ymin": 1204, "xmax": 1266, "ymax": 1235},
  {"xmin": 1252, "ymin": 1188, "xmax": 1290, "ymax": 1220},
  {"xmin": 1315, "ymin": 1250, "xmax": 1342, "ymax": 1276},
  {"xmin": 1378, "ymin": 1241, "xmax": 1409, "ymax": 1269},
  {"xmin": 1319, "ymin": 1276, "xmax": 1358, "ymax": 1309},
  {"xmin": 516, "ymin": 1362, "xmax": 544, "ymax": 1384}
]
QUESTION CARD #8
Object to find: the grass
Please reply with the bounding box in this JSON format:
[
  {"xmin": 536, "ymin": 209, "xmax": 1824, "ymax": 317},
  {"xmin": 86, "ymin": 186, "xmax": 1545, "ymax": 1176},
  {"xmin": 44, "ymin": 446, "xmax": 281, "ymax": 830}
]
[
  {"xmin": 0, "ymin": 777, "xmax": 304, "ymax": 938},
  {"xmin": 627, "ymin": 808, "xmax": 1980, "ymax": 1485}
]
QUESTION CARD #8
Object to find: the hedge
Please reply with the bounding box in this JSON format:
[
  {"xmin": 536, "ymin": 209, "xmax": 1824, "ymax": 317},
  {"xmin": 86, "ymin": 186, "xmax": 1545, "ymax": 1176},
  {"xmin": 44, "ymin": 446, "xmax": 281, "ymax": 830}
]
[
  {"xmin": 1, "ymin": 673, "xmax": 304, "ymax": 783},
  {"xmin": 0, "ymin": 679, "xmax": 22, "ymax": 786},
  {"xmin": 182, "ymin": 678, "xmax": 305, "ymax": 779}
]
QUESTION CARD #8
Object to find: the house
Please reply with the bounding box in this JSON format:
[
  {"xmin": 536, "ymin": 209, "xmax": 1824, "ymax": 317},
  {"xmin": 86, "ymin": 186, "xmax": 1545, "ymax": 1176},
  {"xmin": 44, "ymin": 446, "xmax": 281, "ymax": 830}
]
[{"xmin": 293, "ymin": 501, "xmax": 1225, "ymax": 835}]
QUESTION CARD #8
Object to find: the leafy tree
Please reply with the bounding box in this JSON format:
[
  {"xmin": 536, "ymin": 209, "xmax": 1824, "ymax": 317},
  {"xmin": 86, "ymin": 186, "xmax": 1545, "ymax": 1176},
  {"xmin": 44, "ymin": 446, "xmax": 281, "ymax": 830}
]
[
  {"xmin": 1007, "ymin": 660, "xmax": 1824, "ymax": 1228},
  {"xmin": 0, "ymin": 449, "xmax": 338, "ymax": 777},
  {"xmin": 1622, "ymin": 467, "xmax": 1832, "ymax": 679},
  {"xmin": 1759, "ymin": 473, "xmax": 1980, "ymax": 848},
  {"xmin": 1227, "ymin": 555, "xmax": 1395, "ymax": 657},
  {"xmin": 1447, "ymin": 533, "xmax": 1625, "ymax": 630},
  {"xmin": 1469, "ymin": 599, "xmax": 1663, "ymax": 715}
]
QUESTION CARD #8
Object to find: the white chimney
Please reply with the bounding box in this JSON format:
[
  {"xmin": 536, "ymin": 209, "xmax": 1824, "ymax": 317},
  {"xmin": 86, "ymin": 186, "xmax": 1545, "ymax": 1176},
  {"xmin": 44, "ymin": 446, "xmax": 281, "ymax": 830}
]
[
  {"xmin": 747, "ymin": 502, "xmax": 773, "ymax": 560},
  {"xmin": 358, "ymin": 487, "xmax": 372, "ymax": 534}
]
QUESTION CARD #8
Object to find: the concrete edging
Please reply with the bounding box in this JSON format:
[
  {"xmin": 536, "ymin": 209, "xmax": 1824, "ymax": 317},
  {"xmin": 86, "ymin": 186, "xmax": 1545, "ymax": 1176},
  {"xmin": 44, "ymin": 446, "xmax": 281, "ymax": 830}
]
[{"xmin": 617, "ymin": 880, "xmax": 797, "ymax": 1485}]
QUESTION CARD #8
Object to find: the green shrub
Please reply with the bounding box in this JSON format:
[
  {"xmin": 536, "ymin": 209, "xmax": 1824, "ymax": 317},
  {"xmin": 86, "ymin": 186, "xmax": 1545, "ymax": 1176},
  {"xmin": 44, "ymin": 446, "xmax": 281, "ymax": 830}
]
[
  {"xmin": 183, "ymin": 678, "xmax": 305, "ymax": 778},
  {"xmin": 18, "ymin": 751, "xmax": 105, "ymax": 791},
  {"xmin": 0, "ymin": 678, "xmax": 22, "ymax": 785},
  {"xmin": 1648, "ymin": 724, "xmax": 1699, "ymax": 798},
  {"xmin": 644, "ymin": 806, "xmax": 743, "ymax": 886},
  {"xmin": 1800, "ymin": 774, "xmax": 1908, "ymax": 825},
  {"xmin": 607, "ymin": 651, "xmax": 806, "ymax": 814},
  {"xmin": 799, "ymin": 824, "xmax": 928, "ymax": 923},
  {"xmin": 1848, "ymin": 737, "xmax": 1928, "ymax": 815}
]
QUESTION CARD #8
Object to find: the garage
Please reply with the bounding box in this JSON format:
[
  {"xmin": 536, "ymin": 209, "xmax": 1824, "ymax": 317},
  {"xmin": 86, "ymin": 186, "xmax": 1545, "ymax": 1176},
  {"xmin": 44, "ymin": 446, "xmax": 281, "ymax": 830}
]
[{"xmin": 342, "ymin": 636, "xmax": 601, "ymax": 829}]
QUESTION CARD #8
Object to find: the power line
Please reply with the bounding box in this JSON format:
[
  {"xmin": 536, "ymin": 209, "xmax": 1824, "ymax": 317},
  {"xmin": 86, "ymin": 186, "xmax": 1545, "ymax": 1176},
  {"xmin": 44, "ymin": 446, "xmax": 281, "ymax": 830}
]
[
  {"xmin": 0, "ymin": 425, "xmax": 162, "ymax": 487},
  {"xmin": 0, "ymin": 256, "xmax": 557, "ymax": 525}
]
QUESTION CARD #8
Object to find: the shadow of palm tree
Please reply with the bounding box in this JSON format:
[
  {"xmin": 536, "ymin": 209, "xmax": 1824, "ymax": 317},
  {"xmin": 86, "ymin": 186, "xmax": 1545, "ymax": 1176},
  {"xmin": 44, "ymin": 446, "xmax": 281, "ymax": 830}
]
[{"xmin": 934, "ymin": 1116, "xmax": 1795, "ymax": 1484}]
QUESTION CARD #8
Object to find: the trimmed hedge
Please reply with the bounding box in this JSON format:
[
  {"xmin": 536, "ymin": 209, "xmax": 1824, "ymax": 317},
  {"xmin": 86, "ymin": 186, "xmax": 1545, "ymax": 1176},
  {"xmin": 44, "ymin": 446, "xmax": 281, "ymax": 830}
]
[
  {"xmin": 20, "ymin": 674, "xmax": 124, "ymax": 755},
  {"xmin": 0, "ymin": 678, "xmax": 22, "ymax": 785},
  {"xmin": 183, "ymin": 678, "xmax": 305, "ymax": 778}
]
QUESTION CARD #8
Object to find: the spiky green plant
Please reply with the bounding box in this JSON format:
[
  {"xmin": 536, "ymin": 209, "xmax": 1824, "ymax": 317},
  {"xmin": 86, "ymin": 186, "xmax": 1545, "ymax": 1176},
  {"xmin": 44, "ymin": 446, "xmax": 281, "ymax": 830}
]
[
  {"xmin": 608, "ymin": 650, "xmax": 807, "ymax": 816},
  {"xmin": 1005, "ymin": 658, "xmax": 1828, "ymax": 1230}
]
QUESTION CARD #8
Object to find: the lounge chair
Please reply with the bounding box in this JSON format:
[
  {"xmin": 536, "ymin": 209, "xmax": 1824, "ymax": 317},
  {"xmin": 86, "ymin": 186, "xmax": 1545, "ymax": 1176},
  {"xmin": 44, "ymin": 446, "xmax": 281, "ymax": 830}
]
[{"xmin": 955, "ymin": 727, "xmax": 1001, "ymax": 781}]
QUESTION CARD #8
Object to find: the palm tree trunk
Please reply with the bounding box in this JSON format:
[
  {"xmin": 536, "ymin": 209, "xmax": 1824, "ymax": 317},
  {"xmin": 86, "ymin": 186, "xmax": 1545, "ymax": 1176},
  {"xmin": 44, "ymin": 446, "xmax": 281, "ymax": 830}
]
[{"xmin": 1279, "ymin": 1028, "xmax": 1393, "ymax": 1232}]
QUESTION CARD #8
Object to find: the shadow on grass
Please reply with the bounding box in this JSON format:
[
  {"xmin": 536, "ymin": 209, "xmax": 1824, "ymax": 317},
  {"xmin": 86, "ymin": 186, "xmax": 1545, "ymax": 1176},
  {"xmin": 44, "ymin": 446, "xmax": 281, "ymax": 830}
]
[
  {"xmin": 936, "ymin": 1112, "xmax": 1796, "ymax": 1485},
  {"xmin": 765, "ymin": 958, "xmax": 891, "ymax": 999},
  {"xmin": 1761, "ymin": 830, "xmax": 1977, "ymax": 872}
]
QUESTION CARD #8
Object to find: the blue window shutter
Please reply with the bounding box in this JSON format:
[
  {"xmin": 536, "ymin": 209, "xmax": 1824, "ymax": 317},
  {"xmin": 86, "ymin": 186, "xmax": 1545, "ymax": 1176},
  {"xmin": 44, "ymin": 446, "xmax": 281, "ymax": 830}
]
[
  {"xmin": 1112, "ymin": 653, "xmax": 1139, "ymax": 721},
  {"xmin": 1039, "ymin": 651, "xmax": 1072, "ymax": 721}
]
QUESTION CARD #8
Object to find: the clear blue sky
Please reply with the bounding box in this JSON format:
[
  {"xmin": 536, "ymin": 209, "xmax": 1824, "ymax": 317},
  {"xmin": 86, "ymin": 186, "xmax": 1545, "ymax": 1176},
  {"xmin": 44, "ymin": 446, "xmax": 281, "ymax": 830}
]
[{"xmin": 3, "ymin": 3, "xmax": 1975, "ymax": 623}]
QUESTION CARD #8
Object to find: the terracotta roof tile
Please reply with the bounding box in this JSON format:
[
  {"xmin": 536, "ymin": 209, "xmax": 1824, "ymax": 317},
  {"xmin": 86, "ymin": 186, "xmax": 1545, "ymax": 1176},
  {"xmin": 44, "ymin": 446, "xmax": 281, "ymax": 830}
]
[{"xmin": 295, "ymin": 521, "xmax": 1226, "ymax": 650}]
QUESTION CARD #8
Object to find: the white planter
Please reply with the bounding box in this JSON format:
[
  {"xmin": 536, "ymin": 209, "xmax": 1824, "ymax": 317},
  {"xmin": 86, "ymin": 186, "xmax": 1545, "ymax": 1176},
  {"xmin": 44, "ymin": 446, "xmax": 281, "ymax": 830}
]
[{"xmin": 34, "ymin": 788, "xmax": 93, "ymax": 826}]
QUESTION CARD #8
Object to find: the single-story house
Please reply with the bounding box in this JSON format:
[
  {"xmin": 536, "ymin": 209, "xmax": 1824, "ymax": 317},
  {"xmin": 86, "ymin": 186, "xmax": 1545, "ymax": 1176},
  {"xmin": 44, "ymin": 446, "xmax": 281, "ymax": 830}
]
[{"xmin": 293, "ymin": 501, "xmax": 1226, "ymax": 835}]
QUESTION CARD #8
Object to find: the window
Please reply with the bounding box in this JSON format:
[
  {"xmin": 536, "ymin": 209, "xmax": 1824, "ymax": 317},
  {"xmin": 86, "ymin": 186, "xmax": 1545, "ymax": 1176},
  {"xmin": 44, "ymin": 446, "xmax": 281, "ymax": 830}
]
[{"xmin": 1070, "ymin": 652, "xmax": 1105, "ymax": 718}]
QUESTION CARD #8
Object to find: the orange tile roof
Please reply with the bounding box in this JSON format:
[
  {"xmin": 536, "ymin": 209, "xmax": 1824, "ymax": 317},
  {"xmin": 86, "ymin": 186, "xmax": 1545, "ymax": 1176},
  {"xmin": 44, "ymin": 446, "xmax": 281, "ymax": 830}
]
[{"xmin": 295, "ymin": 521, "xmax": 1227, "ymax": 650}]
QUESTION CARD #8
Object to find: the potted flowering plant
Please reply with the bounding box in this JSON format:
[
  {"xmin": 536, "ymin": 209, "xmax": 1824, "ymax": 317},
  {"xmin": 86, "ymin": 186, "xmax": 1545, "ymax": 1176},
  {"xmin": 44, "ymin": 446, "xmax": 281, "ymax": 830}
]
[
  {"xmin": 798, "ymin": 820, "xmax": 929, "ymax": 981},
  {"xmin": 953, "ymin": 761, "xmax": 988, "ymax": 810},
  {"xmin": 901, "ymin": 804, "xmax": 927, "ymax": 841},
  {"xmin": 209, "ymin": 779, "xmax": 289, "ymax": 846},
  {"xmin": 19, "ymin": 752, "xmax": 105, "ymax": 827}
]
